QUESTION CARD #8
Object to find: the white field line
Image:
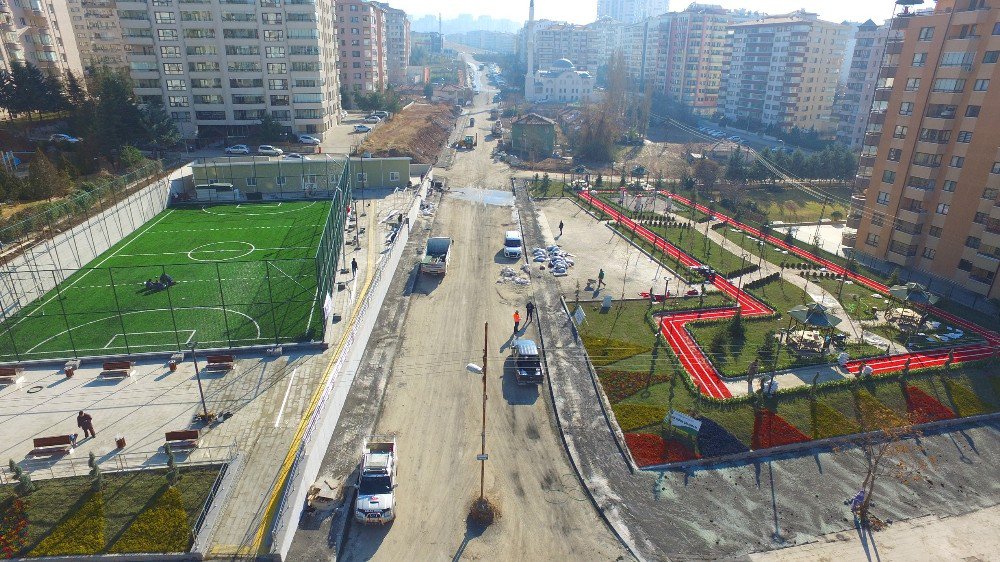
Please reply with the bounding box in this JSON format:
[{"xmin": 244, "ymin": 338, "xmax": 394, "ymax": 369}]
[
  {"xmin": 115, "ymin": 246, "xmax": 314, "ymax": 259},
  {"xmin": 103, "ymin": 329, "xmax": 196, "ymax": 349},
  {"xmin": 274, "ymin": 367, "xmax": 298, "ymax": 428}
]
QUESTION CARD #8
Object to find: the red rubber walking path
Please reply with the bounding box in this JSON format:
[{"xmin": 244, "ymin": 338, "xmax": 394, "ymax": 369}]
[{"xmin": 578, "ymin": 191, "xmax": 999, "ymax": 399}]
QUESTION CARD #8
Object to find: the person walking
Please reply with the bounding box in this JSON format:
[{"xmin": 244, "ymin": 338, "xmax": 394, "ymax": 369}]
[
  {"xmin": 513, "ymin": 310, "xmax": 521, "ymax": 333},
  {"xmin": 525, "ymin": 301, "xmax": 535, "ymax": 323},
  {"xmin": 77, "ymin": 410, "xmax": 96, "ymax": 439},
  {"xmin": 597, "ymin": 268, "xmax": 606, "ymax": 288},
  {"xmin": 351, "ymin": 258, "xmax": 358, "ymax": 278},
  {"xmin": 558, "ymin": 220, "xmax": 564, "ymax": 236}
]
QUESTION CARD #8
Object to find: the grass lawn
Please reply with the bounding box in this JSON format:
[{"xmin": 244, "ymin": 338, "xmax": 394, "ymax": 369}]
[
  {"xmin": 527, "ymin": 179, "xmax": 569, "ymax": 198},
  {"xmin": 717, "ymin": 227, "xmax": 812, "ymax": 269},
  {"xmin": 0, "ymin": 465, "xmax": 221, "ymax": 557},
  {"xmin": 739, "ymin": 185, "xmax": 851, "ymax": 223},
  {"xmin": 0, "ymin": 201, "xmax": 331, "ymax": 361}
]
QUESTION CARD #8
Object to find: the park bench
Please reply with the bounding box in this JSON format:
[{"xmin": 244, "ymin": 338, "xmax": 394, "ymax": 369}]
[
  {"xmin": 204, "ymin": 355, "xmax": 235, "ymax": 372},
  {"xmin": 29, "ymin": 435, "xmax": 73, "ymax": 457},
  {"xmin": 0, "ymin": 365, "xmax": 24, "ymax": 385},
  {"xmin": 165, "ymin": 429, "xmax": 200, "ymax": 450},
  {"xmin": 98, "ymin": 360, "xmax": 134, "ymax": 379}
]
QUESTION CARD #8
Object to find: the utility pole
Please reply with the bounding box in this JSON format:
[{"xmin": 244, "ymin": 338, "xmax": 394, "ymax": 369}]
[{"xmin": 479, "ymin": 322, "xmax": 487, "ymax": 499}]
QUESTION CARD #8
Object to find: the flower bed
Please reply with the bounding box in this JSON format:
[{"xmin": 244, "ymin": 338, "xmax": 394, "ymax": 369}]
[
  {"xmin": 624, "ymin": 433, "xmax": 699, "ymax": 467},
  {"xmin": 812, "ymin": 401, "xmax": 860, "ymax": 439},
  {"xmin": 856, "ymin": 390, "xmax": 907, "ymax": 429},
  {"xmin": 752, "ymin": 410, "xmax": 810, "ymax": 449},
  {"xmin": 905, "ymin": 386, "xmax": 955, "ymax": 425},
  {"xmin": 597, "ymin": 369, "xmax": 672, "ymax": 402},
  {"xmin": 696, "ymin": 417, "xmax": 750, "ymax": 458},
  {"xmin": 580, "ymin": 336, "xmax": 649, "ymax": 367},
  {"xmin": 30, "ymin": 492, "xmax": 105, "ymax": 557},
  {"xmin": 611, "ymin": 403, "xmax": 667, "ymax": 432},
  {"xmin": 944, "ymin": 379, "xmax": 993, "ymax": 417},
  {"xmin": 109, "ymin": 487, "xmax": 190, "ymax": 554},
  {"xmin": 0, "ymin": 499, "xmax": 28, "ymax": 559}
]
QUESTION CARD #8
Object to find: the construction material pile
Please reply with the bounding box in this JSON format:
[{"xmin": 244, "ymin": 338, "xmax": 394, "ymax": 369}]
[
  {"xmin": 531, "ymin": 245, "xmax": 574, "ymax": 276},
  {"xmin": 498, "ymin": 266, "xmax": 530, "ymax": 286}
]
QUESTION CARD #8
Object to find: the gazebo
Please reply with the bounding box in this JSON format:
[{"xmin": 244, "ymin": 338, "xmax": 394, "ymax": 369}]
[
  {"xmin": 785, "ymin": 302, "xmax": 843, "ymax": 355},
  {"xmin": 888, "ymin": 282, "xmax": 939, "ymax": 342}
]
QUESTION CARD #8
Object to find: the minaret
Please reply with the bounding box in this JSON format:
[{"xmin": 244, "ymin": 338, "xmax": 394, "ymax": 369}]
[{"xmin": 525, "ymin": 0, "xmax": 535, "ymax": 97}]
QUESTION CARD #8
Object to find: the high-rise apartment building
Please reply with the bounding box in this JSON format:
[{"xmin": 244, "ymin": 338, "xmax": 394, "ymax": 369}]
[
  {"xmin": 118, "ymin": 0, "xmax": 340, "ymax": 139},
  {"xmin": 720, "ymin": 11, "xmax": 849, "ymax": 135},
  {"xmin": 411, "ymin": 31, "xmax": 442, "ymax": 55},
  {"xmin": 620, "ymin": 15, "xmax": 664, "ymax": 89},
  {"xmin": 597, "ymin": 0, "xmax": 668, "ymax": 24},
  {"xmin": 374, "ymin": 2, "xmax": 408, "ymax": 85},
  {"xmin": 526, "ymin": 18, "xmax": 622, "ymax": 71},
  {"xmin": 836, "ymin": 20, "xmax": 887, "ymax": 149},
  {"xmin": 448, "ymin": 30, "xmax": 517, "ymax": 54},
  {"xmin": 849, "ymin": 0, "xmax": 1000, "ymax": 298},
  {"xmin": 654, "ymin": 4, "xmax": 733, "ymax": 115},
  {"xmin": 0, "ymin": 0, "xmax": 83, "ymax": 77},
  {"xmin": 337, "ymin": 0, "xmax": 387, "ymax": 93},
  {"xmin": 66, "ymin": 0, "xmax": 127, "ymax": 74}
]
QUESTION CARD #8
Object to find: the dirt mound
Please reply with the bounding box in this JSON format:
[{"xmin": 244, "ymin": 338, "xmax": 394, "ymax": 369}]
[{"xmin": 360, "ymin": 102, "xmax": 457, "ymax": 164}]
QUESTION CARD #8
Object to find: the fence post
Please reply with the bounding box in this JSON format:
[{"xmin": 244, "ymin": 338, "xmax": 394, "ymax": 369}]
[
  {"xmin": 162, "ymin": 265, "xmax": 184, "ymax": 351},
  {"xmin": 52, "ymin": 270, "xmax": 79, "ymax": 359},
  {"xmin": 214, "ymin": 262, "xmax": 234, "ymax": 349},
  {"xmin": 0, "ymin": 271, "xmax": 24, "ymax": 362},
  {"xmin": 107, "ymin": 267, "xmax": 132, "ymax": 355}
]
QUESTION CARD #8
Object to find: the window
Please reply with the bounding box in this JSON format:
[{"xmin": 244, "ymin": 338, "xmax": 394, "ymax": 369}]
[
  {"xmin": 195, "ymin": 111, "xmax": 226, "ymax": 120},
  {"xmin": 184, "ymin": 28, "xmax": 215, "ymax": 38},
  {"xmin": 912, "ymin": 53, "xmax": 927, "ymax": 67},
  {"xmin": 887, "ymin": 149, "xmax": 902, "ymax": 162},
  {"xmin": 922, "ymin": 247, "xmax": 936, "ymax": 259},
  {"xmin": 957, "ymin": 131, "xmax": 973, "ymax": 143},
  {"xmin": 994, "ymin": 22, "xmax": 1000, "ymax": 35},
  {"xmin": 943, "ymin": 180, "xmax": 957, "ymax": 192},
  {"xmin": 918, "ymin": 128, "xmax": 951, "ymax": 143},
  {"xmin": 288, "ymin": 29, "xmax": 318, "ymax": 39},
  {"xmin": 295, "ymin": 108, "xmax": 322, "ymax": 119},
  {"xmin": 268, "ymin": 79, "xmax": 287, "ymax": 90},
  {"xmin": 228, "ymin": 61, "xmax": 261, "ymax": 72},
  {"xmin": 180, "ymin": 10, "xmax": 211, "ymax": 21},
  {"xmin": 958, "ymin": 259, "xmax": 973, "ymax": 272},
  {"xmin": 246, "ymin": 177, "xmax": 257, "ymax": 187},
  {"xmin": 232, "ymin": 94, "xmax": 264, "ymax": 104},
  {"xmin": 893, "ymin": 125, "xmax": 908, "ymax": 139},
  {"xmin": 170, "ymin": 111, "xmax": 190, "ymax": 122},
  {"xmin": 974, "ymin": 212, "xmax": 988, "ymax": 224},
  {"xmin": 905, "ymin": 78, "xmax": 921, "ymax": 91},
  {"xmin": 899, "ymin": 102, "xmax": 914, "ymax": 116},
  {"xmin": 163, "ymin": 63, "xmax": 183, "ymax": 75},
  {"xmin": 929, "ymin": 226, "xmax": 943, "ymax": 238},
  {"xmin": 293, "ymin": 93, "xmax": 322, "ymax": 103},
  {"xmin": 267, "ymin": 63, "xmax": 286, "ymax": 74},
  {"xmin": 165, "ymin": 79, "xmax": 186, "ymax": 91},
  {"xmin": 168, "ymin": 96, "xmax": 188, "ymax": 107},
  {"xmin": 160, "ymin": 46, "xmax": 181, "ymax": 58},
  {"xmin": 261, "ymin": 12, "xmax": 282, "ymax": 24},
  {"xmin": 193, "ymin": 94, "xmax": 223, "ymax": 104},
  {"xmin": 865, "ymin": 233, "xmax": 880, "ymax": 246},
  {"xmin": 265, "ymin": 46, "xmax": 285, "ymax": 58},
  {"xmin": 269, "ymin": 94, "xmax": 289, "ymax": 105},
  {"xmin": 154, "ymin": 11, "xmax": 175, "ymax": 23},
  {"xmin": 290, "ymin": 46, "xmax": 320, "ymax": 55},
  {"xmin": 882, "ymin": 170, "xmax": 896, "ymax": 184},
  {"xmin": 230, "ymin": 78, "xmax": 263, "ymax": 88},
  {"xmin": 918, "ymin": 27, "xmax": 934, "ymax": 41},
  {"xmin": 271, "ymin": 110, "xmax": 290, "ymax": 119},
  {"xmin": 877, "ymin": 191, "xmax": 890, "ymax": 204},
  {"xmin": 223, "ymin": 29, "xmax": 258, "ymax": 39},
  {"xmin": 950, "ymin": 156, "xmax": 965, "ymax": 168},
  {"xmin": 966, "ymin": 236, "xmax": 981, "ymax": 249},
  {"xmin": 221, "ymin": 12, "xmax": 255, "ymax": 21},
  {"xmin": 187, "ymin": 45, "xmax": 217, "ymax": 56},
  {"xmin": 932, "ymin": 78, "xmax": 966, "ymax": 92},
  {"xmin": 871, "ymin": 213, "xmax": 885, "ymax": 226},
  {"xmin": 130, "ymin": 62, "xmax": 159, "ymax": 72},
  {"xmin": 118, "ymin": 9, "xmax": 148, "ymax": 20},
  {"xmin": 191, "ymin": 78, "xmax": 222, "ymax": 88},
  {"xmin": 291, "ymin": 62, "xmax": 321, "ymax": 72},
  {"xmin": 134, "ymin": 79, "xmax": 160, "ymax": 89},
  {"xmin": 913, "ymin": 152, "xmax": 943, "ymax": 167},
  {"xmin": 966, "ymin": 105, "xmax": 981, "ymax": 117},
  {"xmin": 389, "ymin": 172, "xmax": 400, "ymax": 182},
  {"xmin": 936, "ymin": 203, "xmax": 950, "ymax": 215},
  {"xmin": 974, "ymin": 79, "xmax": 990, "ymax": 91},
  {"xmin": 189, "ymin": 62, "xmax": 219, "ymax": 72},
  {"xmin": 985, "ymin": 51, "xmax": 1000, "ymax": 63},
  {"xmin": 226, "ymin": 45, "xmax": 259, "ymax": 55},
  {"xmin": 287, "ymin": 13, "xmax": 315, "ymax": 22},
  {"xmin": 276, "ymin": 176, "xmax": 286, "ymax": 186},
  {"xmin": 264, "ymin": 30, "xmax": 284, "ymax": 41},
  {"xmin": 356, "ymin": 172, "xmax": 368, "ymax": 182}
]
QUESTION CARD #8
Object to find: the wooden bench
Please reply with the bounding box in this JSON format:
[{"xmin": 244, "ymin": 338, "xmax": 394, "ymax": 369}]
[
  {"xmin": 30, "ymin": 435, "xmax": 73, "ymax": 457},
  {"xmin": 165, "ymin": 429, "xmax": 200, "ymax": 450},
  {"xmin": 99, "ymin": 360, "xmax": 134, "ymax": 379},
  {"xmin": 0, "ymin": 365, "xmax": 24, "ymax": 385},
  {"xmin": 204, "ymin": 355, "xmax": 234, "ymax": 372}
]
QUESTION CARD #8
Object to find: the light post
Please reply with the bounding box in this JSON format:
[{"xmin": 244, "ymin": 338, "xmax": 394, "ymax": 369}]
[
  {"xmin": 189, "ymin": 342, "xmax": 213, "ymax": 423},
  {"xmin": 466, "ymin": 322, "xmax": 489, "ymax": 501},
  {"xmin": 737, "ymin": 252, "xmax": 750, "ymax": 301}
]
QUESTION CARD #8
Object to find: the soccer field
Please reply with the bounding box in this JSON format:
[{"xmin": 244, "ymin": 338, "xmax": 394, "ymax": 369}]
[{"xmin": 0, "ymin": 201, "xmax": 333, "ymax": 362}]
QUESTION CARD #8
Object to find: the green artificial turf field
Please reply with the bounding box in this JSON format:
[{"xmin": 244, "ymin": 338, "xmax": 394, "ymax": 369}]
[{"xmin": 1, "ymin": 201, "xmax": 333, "ymax": 361}]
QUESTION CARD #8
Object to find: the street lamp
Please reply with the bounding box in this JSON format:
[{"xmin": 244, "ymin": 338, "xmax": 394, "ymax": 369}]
[
  {"xmin": 737, "ymin": 252, "xmax": 750, "ymax": 301},
  {"xmin": 466, "ymin": 322, "xmax": 488, "ymax": 501}
]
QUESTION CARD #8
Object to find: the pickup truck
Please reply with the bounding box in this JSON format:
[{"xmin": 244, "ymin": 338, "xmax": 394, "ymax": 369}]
[
  {"xmin": 511, "ymin": 338, "xmax": 544, "ymax": 385},
  {"xmin": 420, "ymin": 236, "xmax": 451, "ymax": 275},
  {"xmin": 354, "ymin": 437, "xmax": 397, "ymax": 524}
]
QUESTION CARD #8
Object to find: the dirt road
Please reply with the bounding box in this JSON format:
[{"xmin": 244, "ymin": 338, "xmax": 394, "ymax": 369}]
[{"xmin": 335, "ymin": 60, "xmax": 629, "ymax": 561}]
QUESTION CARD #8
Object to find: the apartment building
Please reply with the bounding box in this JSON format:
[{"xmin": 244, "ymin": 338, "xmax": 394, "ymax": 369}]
[
  {"xmin": 0, "ymin": 0, "xmax": 83, "ymax": 77},
  {"xmin": 655, "ymin": 4, "xmax": 734, "ymax": 115},
  {"xmin": 597, "ymin": 0, "xmax": 669, "ymax": 24},
  {"xmin": 836, "ymin": 20, "xmax": 887, "ymax": 149},
  {"xmin": 66, "ymin": 0, "xmax": 127, "ymax": 74},
  {"xmin": 337, "ymin": 0, "xmax": 387, "ymax": 93},
  {"xmin": 719, "ymin": 11, "xmax": 849, "ymax": 135},
  {"xmin": 527, "ymin": 18, "xmax": 622, "ymax": 72},
  {"xmin": 411, "ymin": 31, "xmax": 442, "ymax": 55},
  {"xmin": 620, "ymin": 15, "xmax": 665, "ymax": 89},
  {"xmin": 449, "ymin": 30, "xmax": 516, "ymax": 54},
  {"xmin": 849, "ymin": 0, "xmax": 1000, "ymax": 298},
  {"xmin": 117, "ymin": 0, "xmax": 340, "ymax": 140},
  {"xmin": 374, "ymin": 2, "xmax": 408, "ymax": 85}
]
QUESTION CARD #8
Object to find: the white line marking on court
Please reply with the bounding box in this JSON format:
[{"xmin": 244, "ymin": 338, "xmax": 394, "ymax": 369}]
[
  {"xmin": 187, "ymin": 241, "xmax": 256, "ymax": 262},
  {"xmin": 7, "ymin": 209, "xmax": 176, "ymax": 331},
  {"xmin": 274, "ymin": 367, "xmax": 297, "ymax": 428},
  {"xmin": 114, "ymin": 246, "xmax": 312, "ymax": 259},
  {"xmin": 202, "ymin": 201, "xmax": 312, "ymax": 216},
  {"xmin": 104, "ymin": 330, "xmax": 196, "ymax": 349}
]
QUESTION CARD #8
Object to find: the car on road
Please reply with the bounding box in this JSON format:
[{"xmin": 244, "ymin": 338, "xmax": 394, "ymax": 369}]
[
  {"xmin": 371, "ymin": 110, "xmax": 389, "ymax": 119},
  {"xmin": 225, "ymin": 144, "xmax": 250, "ymax": 155},
  {"xmin": 257, "ymin": 145, "xmax": 283, "ymax": 156},
  {"xmin": 282, "ymin": 153, "xmax": 306, "ymax": 160},
  {"xmin": 511, "ymin": 338, "xmax": 543, "ymax": 385},
  {"xmin": 354, "ymin": 437, "xmax": 397, "ymax": 524},
  {"xmin": 729, "ymin": 136, "xmax": 743, "ymax": 143},
  {"xmin": 354, "ymin": 124, "xmax": 372, "ymax": 133},
  {"xmin": 297, "ymin": 135, "xmax": 320, "ymax": 145},
  {"xmin": 363, "ymin": 116, "xmax": 381, "ymax": 124},
  {"xmin": 49, "ymin": 134, "xmax": 81, "ymax": 143},
  {"xmin": 502, "ymin": 230, "xmax": 523, "ymax": 259}
]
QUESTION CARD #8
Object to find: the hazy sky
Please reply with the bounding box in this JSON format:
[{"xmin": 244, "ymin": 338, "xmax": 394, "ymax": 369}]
[{"xmin": 398, "ymin": 0, "xmax": 901, "ymax": 26}]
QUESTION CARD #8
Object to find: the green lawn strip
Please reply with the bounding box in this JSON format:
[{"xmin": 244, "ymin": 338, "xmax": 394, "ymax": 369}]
[
  {"xmin": 647, "ymin": 222, "xmax": 754, "ymax": 277},
  {"xmin": 528, "ymin": 180, "xmax": 569, "ymax": 198},
  {"xmin": 736, "ymin": 185, "xmax": 852, "ymax": 223},
  {"xmin": 610, "ymin": 403, "xmax": 668, "ymax": 432},
  {"xmin": 855, "ymin": 388, "xmax": 908, "ymax": 429},
  {"xmin": 772, "ymin": 394, "xmax": 859, "ymax": 440},
  {"xmin": 29, "ymin": 492, "xmax": 105, "ymax": 556},
  {"xmin": 108, "ymin": 487, "xmax": 190, "ymax": 554},
  {"xmin": 717, "ymin": 226, "xmax": 811, "ymax": 268}
]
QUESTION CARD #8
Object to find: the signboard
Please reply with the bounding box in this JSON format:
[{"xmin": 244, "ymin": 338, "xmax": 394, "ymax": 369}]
[
  {"xmin": 476, "ymin": 454, "xmax": 489, "ymax": 461},
  {"xmin": 601, "ymin": 295, "xmax": 613, "ymax": 311},
  {"xmin": 572, "ymin": 306, "xmax": 586, "ymax": 325},
  {"xmin": 666, "ymin": 409, "xmax": 702, "ymax": 436},
  {"xmin": 322, "ymin": 292, "xmax": 334, "ymax": 321}
]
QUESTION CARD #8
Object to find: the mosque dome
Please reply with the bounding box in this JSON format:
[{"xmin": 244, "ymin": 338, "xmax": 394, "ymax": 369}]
[{"xmin": 551, "ymin": 58, "xmax": 575, "ymax": 70}]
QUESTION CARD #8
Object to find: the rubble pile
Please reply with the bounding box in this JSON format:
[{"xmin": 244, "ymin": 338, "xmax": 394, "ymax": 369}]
[{"xmin": 531, "ymin": 245, "xmax": 575, "ymax": 277}]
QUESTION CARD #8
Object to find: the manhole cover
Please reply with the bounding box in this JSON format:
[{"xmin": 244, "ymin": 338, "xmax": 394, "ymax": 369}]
[{"xmin": 27, "ymin": 385, "xmax": 43, "ymax": 394}]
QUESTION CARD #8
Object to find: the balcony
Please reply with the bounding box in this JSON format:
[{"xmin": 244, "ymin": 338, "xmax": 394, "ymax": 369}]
[
  {"xmin": 855, "ymin": 176, "xmax": 871, "ymax": 190},
  {"xmin": 859, "ymin": 154, "xmax": 877, "ymax": 167},
  {"xmin": 892, "ymin": 229, "xmax": 921, "ymax": 245},
  {"xmin": 903, "ymin": 186, "xmax": 932, "ymax": 201},
  {"xmin": 885, "ymin": 251, "xmax": 916, "ymax": 267},
  {"xmin": 897, "ymin": 207, "xmax": 928, "ymax": 224}
]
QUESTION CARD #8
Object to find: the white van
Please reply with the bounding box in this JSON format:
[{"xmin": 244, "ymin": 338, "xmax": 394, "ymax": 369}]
[{"xmin": 503, "ymin": 230, "xmax": 523, "ymax": 259}]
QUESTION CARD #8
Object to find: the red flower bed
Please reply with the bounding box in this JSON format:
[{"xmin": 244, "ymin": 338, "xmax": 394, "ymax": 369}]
[
  {"xmin": 0, "ymin": 498, "xmax": 29, "ymax": 559},
  {"xmin": 752, "ymin": 410, "xmax": 810, "ymax": 449},
  {"xmin": 906, "ymin": 386, "xmax": 955, "ymax": 424},
  {"xmin": 624, "ymin": 433, "xmax": 699, "ymax": 466},
  {"xmin": 597, "ymin": 369, "xmax": 671, "ymax": 402}
]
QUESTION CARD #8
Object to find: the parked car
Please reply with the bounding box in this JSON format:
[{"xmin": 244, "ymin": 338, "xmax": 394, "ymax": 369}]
[
  {"xmin": 49, "ymin": 134, "xmax": 81, "ymax": 143},
  {"xmin": 282, "ymin": 153, "xmax": 305, "ymax": 160},
  {"xmin": 371, "ymin": 110, "xmax": 389, "ymax": 119},
  {"xmin": 257, "ymin": 145, "xmax": 283, "ymax": 156},
  {"xmin": 363, "ymin": 116, "xmax": 381, "ymax": 124},
  {"xmin": 354, "ymin": 124, "xmax": 372, "ymax": 133},
  {"xmin": 510, "ymin": 338, "xmax": 543, "ymax": 385},
  {"xmin": 297, "ymin": 135, "xmax": 320, "ymax": 145},
  {"xmin": 225, "ymin": 144, "xmax": 250, "ymax": 155},
  {"xmin": 502, "ymin": 230, "xmax": 523, "ymax": 259}
]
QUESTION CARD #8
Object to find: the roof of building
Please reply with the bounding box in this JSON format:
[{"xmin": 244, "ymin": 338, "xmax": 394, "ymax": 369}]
[
  {"xmin": 513, "ymin": 113, "xmax": 557, "ymax": 126},
  {"xmin": 551, "ymin": 58, "xmax": 575, "ymax": 70}
]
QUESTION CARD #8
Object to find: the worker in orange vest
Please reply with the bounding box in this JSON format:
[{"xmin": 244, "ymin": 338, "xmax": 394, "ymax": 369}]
[{"xmin": 513, "ymin": 310, "xmax": 521, "ymax": 334}]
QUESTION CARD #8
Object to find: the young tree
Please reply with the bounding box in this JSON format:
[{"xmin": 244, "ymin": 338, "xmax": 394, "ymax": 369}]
[
  {"xmin": 140, "ymin": 101, "xmax": 181, "ymax": 151},
  {"xmin": 0, "ymin": 165, "xmax": 24, "ymax": 201},
  {"xmin": 541, "ymin": 172, "xmax": 551, "ymax": 190},
  {"xmin": 423, "ymin": 82, "xmax": 434, "ymax": 100},
  {"xmin": 594, "ymin": 173, "xmax": 603, "ymax": 187},
  {"xmin": 64, "ymin": 71, "xmax": 88, "ymax": 107},
  {"xmin": 253, "ymin": 112, "xmax": 286, "ymax": 143},
  {"xmin": 26, "ymin": 149, "xmax": 67, "ymax": 200},
  {"xmin": 165, "ymin": 443, "xmax": 180, "ymax": 486},
  {"xmin": 119, "ymin": 145, "xmax": 146, "ymax": 170},
  {"xmin": 41, "ymin": 72, "xmax": 68, "ymax": 112},
  {"xmin": 693, "ymin": 158, "xmax": 719, "ymax": 190}
]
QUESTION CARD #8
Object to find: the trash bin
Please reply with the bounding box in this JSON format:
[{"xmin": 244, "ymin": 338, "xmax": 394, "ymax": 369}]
[{"xmin": 115, "ymin": 436, "xmax": 126, "ymax": 449}]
